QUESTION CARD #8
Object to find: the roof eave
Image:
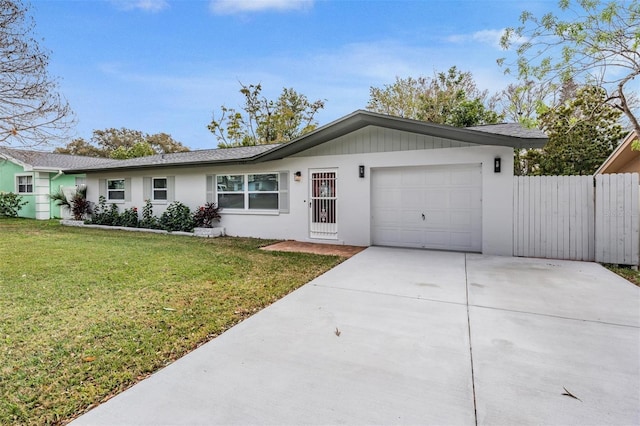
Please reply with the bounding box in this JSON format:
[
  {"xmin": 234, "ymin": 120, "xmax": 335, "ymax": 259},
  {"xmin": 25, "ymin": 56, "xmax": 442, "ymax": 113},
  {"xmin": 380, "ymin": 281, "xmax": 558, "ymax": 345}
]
[{"xmin": 595, "ymin": 130, "xmax": 638, "ymax": 174}]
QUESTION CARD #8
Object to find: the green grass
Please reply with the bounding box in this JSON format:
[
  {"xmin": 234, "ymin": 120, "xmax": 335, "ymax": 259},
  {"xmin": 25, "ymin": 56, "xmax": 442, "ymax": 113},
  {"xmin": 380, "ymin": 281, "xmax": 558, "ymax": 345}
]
[{"xmin": 0, "ymin": 218, "xmax": 343, "ymax": 425}]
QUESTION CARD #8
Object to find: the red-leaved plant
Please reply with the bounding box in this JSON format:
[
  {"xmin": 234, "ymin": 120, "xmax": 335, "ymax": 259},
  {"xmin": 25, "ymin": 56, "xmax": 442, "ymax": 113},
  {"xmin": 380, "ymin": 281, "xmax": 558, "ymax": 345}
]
[{"xmin": 193, "ymin": 202, "xmax": 222, "ymax": 228}]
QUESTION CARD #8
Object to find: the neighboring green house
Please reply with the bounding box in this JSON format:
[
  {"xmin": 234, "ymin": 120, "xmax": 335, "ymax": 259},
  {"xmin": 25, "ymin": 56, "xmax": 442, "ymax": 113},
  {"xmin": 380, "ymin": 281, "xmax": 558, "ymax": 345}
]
[{"xmin": 0, "ymin": 148, "xmax": 112, "ymax": 219}]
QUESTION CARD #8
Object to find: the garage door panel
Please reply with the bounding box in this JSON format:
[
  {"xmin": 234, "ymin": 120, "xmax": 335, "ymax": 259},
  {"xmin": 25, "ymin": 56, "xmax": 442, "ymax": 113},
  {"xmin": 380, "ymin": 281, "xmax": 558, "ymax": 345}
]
[
  {"xmin": 423, "ymin": 230, "xmax": 450, "ymax": 247},
  {"xmin": 374, "ymin": 169, "xmax": 401, "ymax": 186},
  {"xmin": 372, "ymin": 164, "xmax": 482, "ymax": 252},
  {"xmin": 401, "ymin": 209, "xmax": 423, "ymax": 223},
  {"xmin": 400, "ymin": 168, "xmax": 426, "ymax": 186},
  {"xmin": 374, "ymin": 228, "xmax": 399, "ymax": 246},
  {"xmin": 422, "ymin": 171, "xmax": 450, "ymax": 187},
  {"xmin": 450, "ymin": 211, "xmax": 474, "ymax": 226},
  {"xmin": 423, "ymin": 189, "xmax": 448, "ymax": 207},
  {"xmin": 451, "ymin": 231, "xmax": 474, "ymax": 246},
  {"xmin": 373, "ymin": 188, "xmax": 401, "ymax": 207},
  {"xmin": 450, "ymin": 168, "xmax": 476, "ymax": 185},
  {"xmin": 424, "ymin": 210, "xmax": 449, "ymax": 227},
  {"xmin": 401, "ymin": 190, "xmax": 425, "ymax": 208},
  {"xmin": 399, "ymin": 229, "xmax": 424, "ymax": 246},
  {"xmin": 372, "ymin": 208, "xmax": 399, "ymax": 226},
  {"xmin": 450, "ymin": 190, "xmax": 476, "ymax": 208}
]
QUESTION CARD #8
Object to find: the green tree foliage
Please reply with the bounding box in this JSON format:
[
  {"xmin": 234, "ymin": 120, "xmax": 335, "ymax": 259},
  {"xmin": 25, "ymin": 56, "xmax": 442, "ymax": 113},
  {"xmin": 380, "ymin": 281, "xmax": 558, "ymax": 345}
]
[
  {"xmin": 419, "ymin": 67, "xmax": 502, "ymax": 126},
  {"xmin": 528, "ymin": 85, "xmax": 626, "ymax": 175},
  {"xmin": 366, "ymin": 67, "xmax": 502, "ymax": 127},
  {"xmin": 54, "ymin": 137, "xmax": 103, "ymax": 157},
  {"xmin": 367, "ymin": 76, "xmax": 429, "ymax": 119},
  {"xmin": 208, "ymin": 83, "xmax": 325, "ymax": 148},
  {"xmin": 54, "ymin": 128, "xmax": 190, "ymax": 158},
  {"xmin": 499, "ymin": 0, "xmax": 640, "ymax": 139},
  {"xmin": 0, "ymin": 0, "xmax": 74, "ymax": 147},
  {"xmin": 110, "ymin": 142, "xmax": 155, "ymax": 159}
]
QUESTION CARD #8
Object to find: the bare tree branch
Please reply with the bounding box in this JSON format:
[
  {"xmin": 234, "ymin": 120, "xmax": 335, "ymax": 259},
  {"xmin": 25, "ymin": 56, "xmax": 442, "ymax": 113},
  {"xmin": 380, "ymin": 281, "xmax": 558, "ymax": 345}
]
[{"xmin": 0, "ymin": 0, "xmax": 75, "ymax": 148}]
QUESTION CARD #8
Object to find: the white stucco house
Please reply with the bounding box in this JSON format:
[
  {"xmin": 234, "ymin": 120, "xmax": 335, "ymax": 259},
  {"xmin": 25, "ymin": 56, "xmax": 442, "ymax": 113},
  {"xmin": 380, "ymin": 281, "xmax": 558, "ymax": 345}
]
[{"xmin": 68, "ymin": 111, "xmax": 547, "ymax": 255}]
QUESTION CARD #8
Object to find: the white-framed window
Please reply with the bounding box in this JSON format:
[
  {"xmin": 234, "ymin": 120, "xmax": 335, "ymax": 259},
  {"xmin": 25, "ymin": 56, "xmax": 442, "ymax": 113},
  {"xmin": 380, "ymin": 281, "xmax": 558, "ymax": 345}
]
[
  {"xmin": 216, "ymin": 173, "xmax": 280, "ymax": 211},
  {"xmin": 152, "ymin": 177, "xmax": 168, "ymax": 201},
  {"xmin": 216, "ymin": 174, "xmax": 246, "ymax": 209},
  {"xmin": 16, "ymin": 174, "xmax": 33, "ymax": 194},
  {"xmin": 107, "ymin": 178, "xmax": 125, "ymax": 201}
]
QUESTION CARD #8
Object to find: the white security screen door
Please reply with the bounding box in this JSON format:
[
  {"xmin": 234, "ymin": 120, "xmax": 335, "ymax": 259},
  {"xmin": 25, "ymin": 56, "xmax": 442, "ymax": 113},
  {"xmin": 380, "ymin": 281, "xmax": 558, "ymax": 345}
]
[{"xmin": 309, "ymin": 170, "xmax": 338, "ymax": 239}]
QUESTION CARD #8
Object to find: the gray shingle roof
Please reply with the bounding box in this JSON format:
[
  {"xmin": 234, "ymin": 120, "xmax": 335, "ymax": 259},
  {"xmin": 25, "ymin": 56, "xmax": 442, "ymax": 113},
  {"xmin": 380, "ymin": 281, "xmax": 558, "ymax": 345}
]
[
  {"xmin": 0, "ymin": 148, "xmax": 116, "ymax": 170},
  {"xmin": 85, "ymin": 144, "xmax": 281, "ymax": 170},
  {"xmin": 465, "ymin": 123, "xmax": 547, "ymax": 139},
  {"xmin": 64, "ymin": 111, "xmax": 548, "ymax": 173}
]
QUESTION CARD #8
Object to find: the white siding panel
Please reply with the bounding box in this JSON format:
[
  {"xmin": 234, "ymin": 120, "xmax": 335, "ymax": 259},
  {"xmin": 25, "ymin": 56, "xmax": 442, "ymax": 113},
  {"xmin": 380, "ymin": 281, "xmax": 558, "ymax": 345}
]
[{"xmin": 293, "ymin": 126, "xmax": 473, "ymax": 157}]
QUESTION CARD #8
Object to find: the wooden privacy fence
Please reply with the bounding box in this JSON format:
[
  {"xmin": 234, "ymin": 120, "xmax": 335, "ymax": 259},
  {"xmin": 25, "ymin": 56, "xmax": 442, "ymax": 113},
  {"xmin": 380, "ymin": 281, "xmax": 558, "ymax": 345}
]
[
  {"xmin": 595, "ymin": 173, "xmax": 640, "ymax": 265},
  {"xmin": 513, "ymin": 173, "xmax": 639, "ymax": 266}
]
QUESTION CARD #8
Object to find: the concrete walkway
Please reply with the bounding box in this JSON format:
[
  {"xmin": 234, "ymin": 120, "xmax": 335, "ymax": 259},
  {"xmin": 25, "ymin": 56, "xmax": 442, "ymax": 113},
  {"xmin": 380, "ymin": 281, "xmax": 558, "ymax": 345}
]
[{"xmin": 72, "ymin": 247, "xmax": 640, "ymax": 425}]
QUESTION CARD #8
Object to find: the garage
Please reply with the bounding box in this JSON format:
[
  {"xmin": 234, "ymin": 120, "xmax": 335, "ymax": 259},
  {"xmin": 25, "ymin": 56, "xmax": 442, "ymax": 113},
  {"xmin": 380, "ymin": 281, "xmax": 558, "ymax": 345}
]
[{"xmin": 371, "ymin": 164, "xmax": 482, "ymax": 252}]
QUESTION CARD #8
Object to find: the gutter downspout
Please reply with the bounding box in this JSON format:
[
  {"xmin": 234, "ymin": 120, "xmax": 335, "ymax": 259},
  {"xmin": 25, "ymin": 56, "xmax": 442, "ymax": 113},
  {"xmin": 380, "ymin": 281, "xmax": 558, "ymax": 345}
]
[{"xmin": 51, "ymin": 170, "xmax": 64, "ymax": 180}]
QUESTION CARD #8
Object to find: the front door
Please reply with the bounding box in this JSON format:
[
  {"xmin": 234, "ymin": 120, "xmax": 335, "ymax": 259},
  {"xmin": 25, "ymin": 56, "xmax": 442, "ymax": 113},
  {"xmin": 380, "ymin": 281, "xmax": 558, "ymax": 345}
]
[{"xmin": 309, "ymin": 169, "xmax": 338, "ymax": 239}]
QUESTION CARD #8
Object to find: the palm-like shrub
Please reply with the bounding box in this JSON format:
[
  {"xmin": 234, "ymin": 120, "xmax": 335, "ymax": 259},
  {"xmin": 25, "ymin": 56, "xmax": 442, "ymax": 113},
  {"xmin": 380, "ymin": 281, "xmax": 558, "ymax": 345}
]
[{"xmin": 50, "ymin": 186, "xmax": 92, "ymax": 220}]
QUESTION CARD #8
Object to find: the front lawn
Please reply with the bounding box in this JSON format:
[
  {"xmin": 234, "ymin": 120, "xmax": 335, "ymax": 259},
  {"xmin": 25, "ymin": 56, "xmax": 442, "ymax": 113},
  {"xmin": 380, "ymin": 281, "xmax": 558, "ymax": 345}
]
[{"xmin": 0, "ymin": 219, "xmax": 343, "ymax": 425}]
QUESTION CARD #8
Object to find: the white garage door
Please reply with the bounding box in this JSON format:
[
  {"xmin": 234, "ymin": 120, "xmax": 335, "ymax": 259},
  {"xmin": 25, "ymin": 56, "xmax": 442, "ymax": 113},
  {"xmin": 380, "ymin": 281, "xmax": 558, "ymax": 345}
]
[{"xmin": 371, "ymin": 164, "xmax": 482, "ymax": 252}]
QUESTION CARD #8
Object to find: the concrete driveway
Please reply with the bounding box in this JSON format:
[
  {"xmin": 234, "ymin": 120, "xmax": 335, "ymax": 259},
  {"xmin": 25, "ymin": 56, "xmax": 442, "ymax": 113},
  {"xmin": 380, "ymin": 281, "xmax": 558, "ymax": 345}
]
[{"xmin": 72, "ymin": 247, "xmax": 640, "ymax": 425}]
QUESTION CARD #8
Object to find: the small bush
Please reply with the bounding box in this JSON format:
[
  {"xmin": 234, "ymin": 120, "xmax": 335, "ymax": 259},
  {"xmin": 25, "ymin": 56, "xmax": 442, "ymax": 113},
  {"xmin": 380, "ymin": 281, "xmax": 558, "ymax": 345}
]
[
  {"xmin": 105, "ymin": 204, "xmax": 121, "ymax": 226},
  {"xmin": 91, "ymin": 196, "xmax": 121, "ymax": 226},
  {"xmin": 120, "ymin": 207, "xmax": 139, "ymax": 228},
  {"xmin": 0, "ymin": 192, "xmax": 27, "ymax": 217},
  {"xmin": 159, "ymin": 201, "xmax": 194, "ymax": 232},
  {"xmin": 193, "ymin": 202, "xmax": 222, "ymax": 228},
  {"xmin": 139, "ymin": 199, "xmax": 159, "ymax": 229}
]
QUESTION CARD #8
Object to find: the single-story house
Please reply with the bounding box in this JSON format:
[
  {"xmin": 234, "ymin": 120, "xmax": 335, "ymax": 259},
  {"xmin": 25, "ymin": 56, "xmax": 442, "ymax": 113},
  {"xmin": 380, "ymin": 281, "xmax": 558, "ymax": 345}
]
[
  {"xmin": 67, "ymin": 110, "xmax": 547, "ymax": 255},
  {"xmin": 595, "ymin": 130, "xmax": 640, "ymax": 174},
  {"xmin": 0, "ymin": 148, "xmax": 112, "ymax": 219}
]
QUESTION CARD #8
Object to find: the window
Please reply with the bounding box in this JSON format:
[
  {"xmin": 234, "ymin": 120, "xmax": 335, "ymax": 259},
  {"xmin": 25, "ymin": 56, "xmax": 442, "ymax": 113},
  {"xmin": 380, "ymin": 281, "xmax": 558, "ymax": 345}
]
[
  {"xmin": 216, "ymin": 173, "xmax": 282, "ymax": 211},
  {"xmin": 107, "ymin": 179, "xmax": 125, "ymax": 201},
  {"xmin": 248, "ymin": 173, "xmax": 278, "ymax": 210},
  {"xmin": 143, "ymin": 176, "xmax": 173, "ymax": 203},
  {"xmin": 152, "ymin": 177, "xmax": 168, "ymax": 201},
  {"xmin": 216, "ymin": 175, "xmax": 245, "ymax": 209},
  {"xmin": 16, "ymin": 175, "xmax": 33, "ymax": 194}
]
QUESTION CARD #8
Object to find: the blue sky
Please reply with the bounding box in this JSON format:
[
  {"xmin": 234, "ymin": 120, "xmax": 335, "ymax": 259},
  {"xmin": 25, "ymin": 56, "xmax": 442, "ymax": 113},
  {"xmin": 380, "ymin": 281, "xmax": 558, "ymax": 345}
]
[{"xmin": 30, "ymin": 0, "xmax": 560, "ymax": 150}]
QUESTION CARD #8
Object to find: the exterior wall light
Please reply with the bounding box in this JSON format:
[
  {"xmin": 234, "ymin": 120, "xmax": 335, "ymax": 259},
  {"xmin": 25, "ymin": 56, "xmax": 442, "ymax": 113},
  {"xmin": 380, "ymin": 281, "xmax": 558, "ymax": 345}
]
[
  {"xmin": 494, "ymin": 157, "xmax": 501, "ymax": 173},
  {"xmin": 359, "ymin": 165, "xmax": 365, "ymax": 178},
  {"xmin": 294, "ymin": 171, "xmax": 302, "ymax": 182}
]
